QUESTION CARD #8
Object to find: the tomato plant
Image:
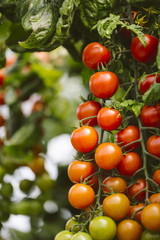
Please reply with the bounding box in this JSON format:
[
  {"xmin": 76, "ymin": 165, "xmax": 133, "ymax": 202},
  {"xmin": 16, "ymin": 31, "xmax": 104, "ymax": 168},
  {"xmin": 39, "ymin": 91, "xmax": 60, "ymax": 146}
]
[
  {"xmin": 140, "ymin": 104, "xmax": 160, "ymax": 128},
  {"xmin": 76, "ymin": 101, "xmax": 101, "ymax": 126},
  {"xmin": 95, "ymin": 142, "xmax": 123, "ymax": 170},
  {"xmin": 89, "ymin": 216, "xmax": 117, "ymax": 240},
  {"xmin": 102, "ymin": 176, "xmax": 127, "ymax": 194},
  {"xmin": 131, "ymin": 34, "xmax": 159, "ymax": 63},
  {"xmin": 97, "ymin": 107, "xmax": 122, "ymax": 131},
  {"xmin": 71, "ymin": 126, "xmax": 99, "ymax": 153},
  {"xmin": 128, "ymin": 203, "xmax": 145, "ymax": 223},
  {"xmin": 141, "ymin": 203, "xmax": 160, "ymax": 231},
  {"xmin": 68, "ymin": 183, "xmax": 95, "ymax": 209},
  {"xmin": 82, "ymin": 42, "xmax": 111, "ymax": 70},
  {"xmin": 103, "ymin": 193, "xmax": 130, "ymax": 220},
  {"xmin": 116, "ymin": 125, "xmax": 140, "ymax": 150},
  {"xmin": 89, "ymin": 71, "xmax": 119, "ymax": 99},
  {"xmin": 117, "ymin": 219, "xmax": 142, "ymax": 240},
  {"xmin": 116, "ymin": 152, "xmax": 142, "ymax": 177}
]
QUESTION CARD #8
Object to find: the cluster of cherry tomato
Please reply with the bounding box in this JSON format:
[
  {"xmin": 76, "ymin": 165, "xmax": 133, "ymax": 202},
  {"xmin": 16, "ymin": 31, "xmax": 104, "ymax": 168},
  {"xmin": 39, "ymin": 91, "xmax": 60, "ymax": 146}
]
[{"xmin": 55, "ymin": 38, "xmax": 160, "ymax": 240}]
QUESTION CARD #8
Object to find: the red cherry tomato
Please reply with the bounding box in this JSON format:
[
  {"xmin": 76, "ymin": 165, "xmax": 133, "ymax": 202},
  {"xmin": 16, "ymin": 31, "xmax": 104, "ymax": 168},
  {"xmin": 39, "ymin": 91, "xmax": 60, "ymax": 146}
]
[
  {"xmin": 140, "ymin": 104, "xmax": 160, "ymax": 128},
  {"xmin": 71, "ymin": 126, "xmax": 99, "ymax": 153},
  {"xmin": 116, "ymin": 125, "xmax": 140, "ymax": 150},
  {"xmin": 153, "ymin": 169, "xmax": 160, "ymax": 186},
  {"xmin": 89, "ymin": 71, "xmax": 119, "ymax": 99},
  {"xmin": 139, "ymin": 74, "xmax": 160, "ymax": 95},
  {"xmin": 141, "ymin": 203, "xmax": 160, "ymax": 231},
  {"xmin": 116, "ymin": 152, "xmax": 142, "ymax": 177},
  {"xmin": 147, "ymin": 135, "xmax": 160, "ymax": 157},
  {"xmin": 82, "ymin": 42, "xmax": 111, "ymax": 70},
  {"xmin": 95, "ymin": 142, "xmax": 123, "ymax": 170},
  {"xmin": 97, "ymin": 107, "xmax": 122, "ymax": 131},
  {"xmin": 67, "ymin": 160, "xmax": 94, "ymax": 183},
  {"xmin": 76, "ymin": 101, "xmax": 101, "ymax": 126},
  {"xmin": 102, "ymin": 176, "xmax": 127, "ymax": 194},
  {"xmin": 128, "ymin": 178, "xmax": 151, "ymax": 202},
  {"xmin": 128, "ymin": 203, "xmax": 145, "ymax": 223},
  {"xmin": 68, "ymin": 183, "xmax": 95, "ymax": 209},
  {"xmin": 131, "ymin": 34, "xmax": 159, "ymax": 64}
]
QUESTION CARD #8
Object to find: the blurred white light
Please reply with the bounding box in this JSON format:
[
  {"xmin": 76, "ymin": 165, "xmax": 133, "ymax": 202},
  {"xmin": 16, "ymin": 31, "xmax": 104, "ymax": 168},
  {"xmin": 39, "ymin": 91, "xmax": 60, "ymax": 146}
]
[
  {"xmin": 2, "ymin": 214, "xmax": 31, "ymax": 232},
  {"xmin": 44, "ymin": 200, "xmax": 58, "ymax": 214},
  {"xmin": 60, "ymin": 208, "xmax": 72, "ymax": 220}
]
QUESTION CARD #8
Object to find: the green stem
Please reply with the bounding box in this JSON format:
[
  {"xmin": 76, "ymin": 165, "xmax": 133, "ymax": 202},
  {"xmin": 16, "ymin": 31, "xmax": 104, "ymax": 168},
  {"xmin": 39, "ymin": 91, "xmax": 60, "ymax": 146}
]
[{"xmin": 122, "ymin": 83, "xmax": 134, "ymax": 101}]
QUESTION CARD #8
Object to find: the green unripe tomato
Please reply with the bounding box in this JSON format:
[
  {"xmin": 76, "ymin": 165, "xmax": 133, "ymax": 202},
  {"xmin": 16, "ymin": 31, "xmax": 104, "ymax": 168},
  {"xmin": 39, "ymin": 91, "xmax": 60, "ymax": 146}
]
[
  {"xmin": 36, "ymin": 173, "xmax": 54, "ymax": 192},
  {"xmin": 71, "ymin": 232, "xmax": 93, "ymax": 240},
  {"xmin": 141, "ymin": 230, "xmax": 160, "ymax": 240},
  {"xmin": 0, "ymin": 166, "xmax": 6, "ymax": 182},
  {"xmin": 65, "ymin": 217, "xmax": 81, "ymax": 233},
  {"xmin": 19, "ymin": 179, "xmax": 34, "ymax": 193},
  {"xmin": 54, "ymin": 230, "xmax": 73, "ymax": 240},
  {"xmin": 89, "ymin": 216, "xmax": 116, "ymax": 240},
  {"xmin": 1, "ymin": 182, "xmax": 13, "ymax": 198}
]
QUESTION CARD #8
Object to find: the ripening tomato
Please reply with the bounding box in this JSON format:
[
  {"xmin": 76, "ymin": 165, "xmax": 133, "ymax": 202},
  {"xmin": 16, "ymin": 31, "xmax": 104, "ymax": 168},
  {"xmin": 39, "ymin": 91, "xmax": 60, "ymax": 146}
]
[
  {"xmin": 149, "ymin": 193, "xmax": 160, "ymax": 204},
  {"xmin": 76, "ymin": 101, "xmax": 101, "ymax": 126},
  {"xmin": 89, "ymin": 71, "xmax": 119, "ymax": 99},
  {"xmin": 147, "ymin": 135, "xmax": 160, "ymax": 157},
  {"xmin": 32, "ymin": 100, "xmax": 44, "ymax": 112},
  {"xmin": 72, "ymin": 232, "xmax": 93, "ymax": 240},
  {"xmin": 128, "ymin": 203, "xmax": 145, "ymax": 223},
  {"xmin": 116, "ymin": 152, "xmax": 142, "ymax": 177},
  {"xmin": 128, "ymin": 178, "xmax": 151, "ymax": 202},
  {"xmin": 97, "ymin": 107, "xmax": 122, "ymax": 131},
  {"xmin": 139, "ymin": 74, "xmax": 160, "ymax": 95},
  {"xmin": 140, "ymin": 104, "xmax": 160, "ymax": 128},
  {"xmin": 103, "ymin": 193, "xmax": 130, "ymax": 220},
  {"xmin": 141, "ymin": 230, "xmax": 160, "ymax": 240},
  {"xmin": 141, "ymin": 203, "xmax": 160, "ymax": 231},
  {"xmin": 67, "ymin": 160, "xmax": 94, "ymax": 183},
  {"xmin": 65, "ymin": 217, "xmax": 81, "ymax": 233},
  {"xmin": 153, "ymin": 169, "xmax": 160, "ymax": 186},
  {"xmin": 68, "ymin": 183, "xmax": 95, "ymax": 209},
  {"xmin": 71, "ymin": 126, "xmax": 98, "ymax": 153},
  {"xmin": 95, "ymin": 142, "xmax": 123, "ymax": 170},
  {"xmin": 131, "ymin": 34, "xmax": 159, "ymax": 63},
  {"xmin": 102, "ymin": 176, "xmax": 127, "ymax": 194},
  {"xmin": 117, "ymin": 219, "xmax": 142, "ymax": 240},
  {"xmin": 116, "ymin": 125, "xmax": 140, "ymax": 150},
  {"xmin": 54, "ymin": 230, "xmax": 73, "ymax": 240},
  {"xmin": 89, "ymin": 216, "xmax": 117, "ymax": 240},
  {"xmin": 28, "ymin": 156, "xmax": 45, "ymax": 175},
  {"xmin": 82, "ymin": 42, "xmax": 111, "ymax": 70},
  {"xmin": 0, "ymin": 69, "xmax": 5, "ymax": 86}
]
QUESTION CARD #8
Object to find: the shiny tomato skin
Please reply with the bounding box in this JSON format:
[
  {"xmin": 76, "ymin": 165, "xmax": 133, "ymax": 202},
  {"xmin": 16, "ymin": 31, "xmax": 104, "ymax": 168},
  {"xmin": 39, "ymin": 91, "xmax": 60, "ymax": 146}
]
[
  {"xmin": 76, "ymin": 101, "xmax": 101, "ymax": 126},
  {"xmin": 116, "ymin": 125, "xmax": 140, "ymax": 150},
  {"xmin": 89, "ymin": 216, "xmax": 117, "ymax": 240},
  {"xmin": 54, "ymin": 230, "xmax": 73, "ymax": 240},
  {"xmin": 141, "ymin": 203, "xmax": 160, "ymax": 231},
  {"xmin": 95, "ymin": 142, "xmax": 123, "ymax": 170},
  {"xmin": 141, "ymin": 230, "xmax": 160, "ymax": 240},
  {"xmin": 139, "ymin": 74, "xmax": 160, "ymax": 95},
  {"xmin": 128, "ymin": 178, "xmax": 151, "ymax": 202},
  {"xmin": 82, "ymin": 42, "xmax": 111, "ymax": 70},
  {"xmin": 103, "ymin": 193, "xmax": 130, "ymax": 220},
  {"xmin": 147, "ymin": 135, "xmax": 160, "ymax": 157},
  {"xmin": 153, "ymin": 169, "xmax": 160, "ymax": 186},
  {"xmin": 116, "ymin": 152, "xmax": 142, "ymax": 177},
  {"xmin": 140, "ymin": 104, "xmax": 160, "ymax": 128},
  {"xmin": 128, "ymin": 203, "xmax": 145, "ymax": 223},
  {"xmin": 117, "ymin": 219, "xmax": 142, "ymax": 240},
  {"xmin": 72, "ymin": 232, "xmax": 93, "ymax": 240},
  {"xmin": 149, "ymin": 193, "xmax": 160, "ymax": 204},
  {"xmin": 68, "ymin": 183, "xmax": 95, "ymax": 209},
  {"xmin": 97, "ymin": 107, "xmax": 122, "ymax": 131},
  {"xmin": 102, "ymin": 176, "xmax": 127, "ymax": 194},
  {"xmin": 131, "ymin": 34, "xmax": 159, "ymax": 63},
  {"xmin": 67, "ymin": 160, "xmax": 94, "ymax": 183},
  {"xmin": 71, "ymin": 126, "xmax": 98, "ymax": 153},
  {"xmin": 89, "ymin": 71, "xmax": 119, "ymax": 99}
]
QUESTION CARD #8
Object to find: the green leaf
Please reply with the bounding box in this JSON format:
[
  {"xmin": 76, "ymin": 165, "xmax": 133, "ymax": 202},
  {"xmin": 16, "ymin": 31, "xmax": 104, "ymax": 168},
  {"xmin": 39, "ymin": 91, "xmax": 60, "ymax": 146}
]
[
  {"xmin": 125, "ymin": 24, "xmax": 146, "ymax": 47},
  {"xmin": 142, "ymin": 80, "xmax": 160, "ymax": 105},
  {"xmin": 156, "ymin": 42, "xmax": 160, "ymax": 70},
  {"xmin": 93, "ymin": 14, "xmax": 122, "ymax": 38},
  {"xmin": 19, "ymin": 4, "xmax": 54, "ymax": 49},
  {"xmin": 138, "ymin": 72, "xmax": 146, "ymax": 90}
]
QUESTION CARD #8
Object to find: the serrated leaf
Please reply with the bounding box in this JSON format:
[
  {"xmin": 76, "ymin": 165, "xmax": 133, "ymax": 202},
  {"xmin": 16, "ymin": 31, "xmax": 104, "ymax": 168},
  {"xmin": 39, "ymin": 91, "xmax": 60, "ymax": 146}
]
[
  {"xmin": 132, "ymin": 103, "xmax": 144, "ymax": 117},
  {"xmin": 142, "ymin": 81, "xmax": 160, "ymax": 105},
  {"xmin": 125, "ymin": 24, "xmax": 146, "ymax": 47},
  {"xmin": 138, "ymin": 72, "xmax": 146, "ymax": 90}
]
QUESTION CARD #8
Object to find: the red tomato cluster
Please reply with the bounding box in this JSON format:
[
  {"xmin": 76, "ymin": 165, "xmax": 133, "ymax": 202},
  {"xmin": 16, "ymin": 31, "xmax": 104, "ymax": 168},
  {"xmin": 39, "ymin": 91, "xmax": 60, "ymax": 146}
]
[{"xmin": 55, "ymin": 40, "xmax": 160, "ymax": 240}]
